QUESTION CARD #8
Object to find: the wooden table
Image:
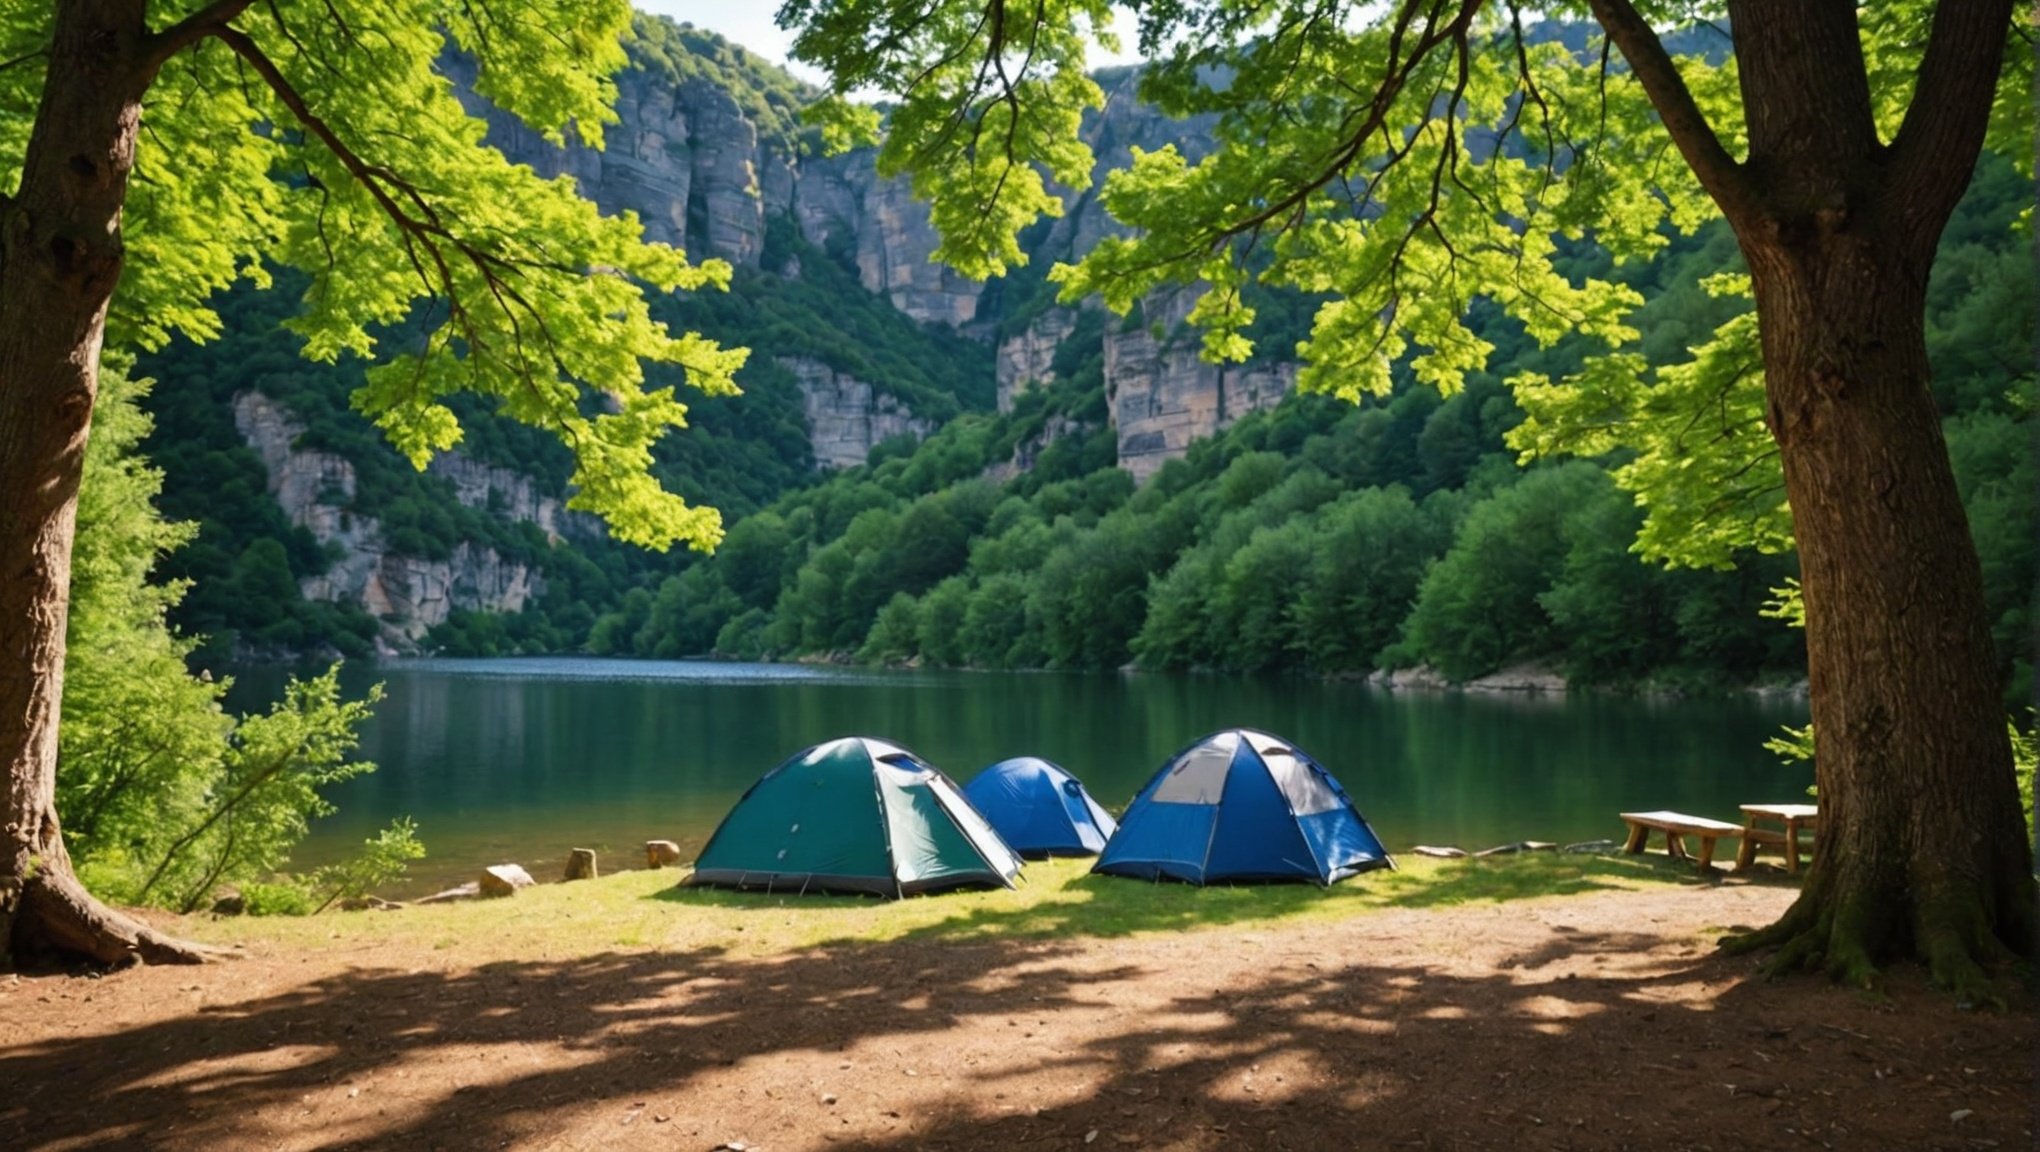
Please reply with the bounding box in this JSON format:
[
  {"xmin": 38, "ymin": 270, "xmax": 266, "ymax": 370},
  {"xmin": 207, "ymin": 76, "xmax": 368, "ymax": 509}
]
[
  {"xmin": 1735, "ymin": 803, "xmax": 1818, "ymax": 872},
  {"xmin": 1619, "ymin": 810, "xmax": 1745, "ymax": 871}
]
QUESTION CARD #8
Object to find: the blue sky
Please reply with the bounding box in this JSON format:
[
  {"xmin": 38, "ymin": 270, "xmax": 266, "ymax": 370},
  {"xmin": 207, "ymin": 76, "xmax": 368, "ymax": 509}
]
[{"xmin": 636, "ymin": 2, "xmax": 1140, "ymax": 87}]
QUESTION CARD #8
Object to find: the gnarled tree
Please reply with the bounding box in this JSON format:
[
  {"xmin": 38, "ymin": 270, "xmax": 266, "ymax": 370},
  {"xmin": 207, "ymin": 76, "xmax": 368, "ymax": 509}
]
[
  {"xmin": 783, "ymin": 0, "xmax": 2036, "ymax": 993},
  {"xmin": 1, "ymin": 0, "xmax": 740, "ymax": 965}
]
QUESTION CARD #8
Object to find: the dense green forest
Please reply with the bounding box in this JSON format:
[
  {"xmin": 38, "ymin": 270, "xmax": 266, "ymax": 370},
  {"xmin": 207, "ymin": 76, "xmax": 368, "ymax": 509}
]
[
  {"xmin": 576, "ymin": 161, "xmax": 2031, "ymax": 701},
  {"xmin": 135, "ymin": 211, "xmax": 998, "ymax": 659},
  {"xmin": 125, "ymin": 28, "xmax": 2032, "ymax": 703}
]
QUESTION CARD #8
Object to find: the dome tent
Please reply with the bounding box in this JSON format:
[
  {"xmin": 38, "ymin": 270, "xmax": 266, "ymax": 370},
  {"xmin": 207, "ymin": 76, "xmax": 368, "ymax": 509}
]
[
  {"xmin": 963, "ymin": 757, "xmax": 1119, "ymax": 857},
  {"xmin": 686, "ymin": 737, "xmax": 1023, "ymax": 897},
  {"xmin": 1094, "ymin": 729, "xmax": 1393, "ymax": 886}
]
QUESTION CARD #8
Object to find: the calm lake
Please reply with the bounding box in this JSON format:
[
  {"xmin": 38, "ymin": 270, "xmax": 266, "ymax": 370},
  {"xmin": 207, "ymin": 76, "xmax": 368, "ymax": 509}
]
[{"xmin": 232, "ymin": 658, "xmax": 1810, "ymax": 894}]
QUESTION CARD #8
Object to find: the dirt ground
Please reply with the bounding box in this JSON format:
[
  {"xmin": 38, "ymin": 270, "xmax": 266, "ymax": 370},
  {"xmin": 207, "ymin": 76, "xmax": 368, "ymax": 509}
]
[{"xmin": 1, "ymin": 883, "xmax": 2031, "ymax": 1151}]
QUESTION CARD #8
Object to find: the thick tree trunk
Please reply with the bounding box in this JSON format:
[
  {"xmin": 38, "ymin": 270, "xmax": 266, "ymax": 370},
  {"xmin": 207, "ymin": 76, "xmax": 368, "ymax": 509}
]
[
  {"xmin": 1, "ymin": 0, "xmax": 208, "ymax": 966},
  {"xmin": 1697, "ymin": 0, "xmax": 2036, "ymax": 998},
  {"xmin": 1727, "ymin": 227, "xmax": 2038, "ymax": 996}
]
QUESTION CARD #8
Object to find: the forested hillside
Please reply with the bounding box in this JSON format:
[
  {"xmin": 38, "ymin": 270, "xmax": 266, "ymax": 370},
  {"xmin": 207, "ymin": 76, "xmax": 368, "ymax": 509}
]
[
  {"xmin": 582, "ymin": 158, "xmax": 2032, "ymax": 699},
  {"xmin": 127, "ymin": 17, "xmax": 2034, "ymax": 701}
]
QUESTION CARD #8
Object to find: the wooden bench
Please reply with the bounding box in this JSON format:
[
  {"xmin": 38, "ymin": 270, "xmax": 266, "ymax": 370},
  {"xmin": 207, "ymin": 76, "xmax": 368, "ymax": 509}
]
[
  {"xmin": 1735, "ymin": 803, "xmax": 1818, "ymax": 872},
  {"xmin": 1619, "ymin": 810, "xmax": 1744, "ymax": 871}
]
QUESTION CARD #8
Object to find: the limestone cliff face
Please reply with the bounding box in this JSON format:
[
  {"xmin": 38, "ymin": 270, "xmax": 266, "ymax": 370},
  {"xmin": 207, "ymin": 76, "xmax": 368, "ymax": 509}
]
[
  {"xmin": 459, "ymin": 50, "xmax": 979, "ymax": 331},
  {"xmin": 424, "ymin": 454, "xmax": 600, "ymax": 545},
  {"xmin": 1042, "ymin": 74, "xmax": 1221, "ymax": 262},
  {"xmin": 992, "ymin": 80, "xmax": 1287, "ymax": 481},
  {"xmin": 456, "ymin": 56, "xmax": 786, "ymax": 269},
  {"xmin": 995, "ymin": 310, "xmax": 1079, "ymax": 412},
  {"xmin": 782, "ymin": 357, "xmax": 933, "ymax": 470},
  {"xmin": 1103, "ymin": 290, "xmax": 1298, "ymax": 484},
  {"xmin": 464, "ymin": 38, "xmax": 1286, "ymax": 483},
  {"xmin": 793, "ymin": 150, "xmax": 984, "ymax": 327},
  {"xmin": 233, "ymin": 392, "xmax": 551, "ymax": 651}
]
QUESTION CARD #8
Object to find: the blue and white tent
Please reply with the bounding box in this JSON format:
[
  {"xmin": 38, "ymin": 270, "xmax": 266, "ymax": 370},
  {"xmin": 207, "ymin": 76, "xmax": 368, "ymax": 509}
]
[
  {"xmin": 1093, "ymin": 729, "xmax": 1393, "ymax": 885},
  {"xmin": 963, "ymin": 757, "xmax": 1118, "ymax": 857}
]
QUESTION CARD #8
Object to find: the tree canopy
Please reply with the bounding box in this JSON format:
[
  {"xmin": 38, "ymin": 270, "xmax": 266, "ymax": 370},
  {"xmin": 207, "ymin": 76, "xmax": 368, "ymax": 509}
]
[
  {"xmin": 1, "ymin": 0, "xmax": 748, "ymax": 550},
  {"xmin": 0, "ymin": 0, "xmax": 764, "ymax": 965},
  {"xmin": 790, "ymin": 1, "xmax": 2028, "ymax": 571}
]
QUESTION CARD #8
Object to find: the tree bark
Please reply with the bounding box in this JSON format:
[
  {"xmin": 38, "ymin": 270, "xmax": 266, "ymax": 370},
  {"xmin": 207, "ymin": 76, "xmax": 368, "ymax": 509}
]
[
  {"xmin": 1727, "ymin": 229, "xmax": 2039, "ymax": 996},
  {"xmin": 1709, "ymin": 0, "xmax": 2037, "ymax": 996},
  {"xmin": 1, "ymin": 0, "xmax": 209, "ymax": 966}
]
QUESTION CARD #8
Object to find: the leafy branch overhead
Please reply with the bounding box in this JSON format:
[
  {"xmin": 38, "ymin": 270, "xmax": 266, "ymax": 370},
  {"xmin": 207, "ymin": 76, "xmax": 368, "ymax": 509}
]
[
  {"xmin": 790, "ymin": 0, "xmax": 2031, "ymax": 568},
  {"xmin": 0, "ymin": 0, "xmax": 746, "ymax": 550}
]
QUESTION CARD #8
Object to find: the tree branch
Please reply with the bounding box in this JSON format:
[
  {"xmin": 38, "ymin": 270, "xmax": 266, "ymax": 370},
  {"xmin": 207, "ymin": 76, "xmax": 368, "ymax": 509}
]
[
  {"xmin": 142, "ymin": 0, "xmax": 259, "ymax": 69},
  {"xmin": 1175, "ymin": 0, "xmax": 1480, "ymax": 254},
  {"xmin": 0, "ymin": 45, "xmax": 47, "ymax": 73},
  {"xmin": 1885, "ymin": 0, "xmax": 2018, "ymax": 248},
  {"xmin": 1585, "ymin": 0, "xmax": 1761, "ymax": 228}
]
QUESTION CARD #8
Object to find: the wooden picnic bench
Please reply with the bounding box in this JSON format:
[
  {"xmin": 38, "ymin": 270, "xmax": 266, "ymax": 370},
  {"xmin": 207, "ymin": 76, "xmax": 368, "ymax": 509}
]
[
  {"xmin": 1619, "ymin": 810, "xmax": 1744, "ymax": 871},
  {"xmin": 1735, "ymin": 803, "xmax": 1818, "ymax": 873}
]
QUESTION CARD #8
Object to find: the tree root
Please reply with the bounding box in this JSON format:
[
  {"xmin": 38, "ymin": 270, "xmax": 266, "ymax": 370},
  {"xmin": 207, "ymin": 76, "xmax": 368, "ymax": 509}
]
[
  {"xmin": 1923, "ymin": 930, "xmax": 2003, "ymax": 1010},
  {"xmin": 11, "ymin": 867, "xmax": 221, "ymax": 968},
  {"xmin": 1719, "ymin": 889, "xmax": 1880, "ymax": 987},
  {"xmin": 1719, "ymin": 894, "xmax": 1816, "ymax": 958},
  {"xmin": 1723, "ymin": 877, "xmax": 2031, "ymax": 1006},
  {"xmin": 1917, "ymin": 887, "xmax": 2023, "ymax": 1010}
]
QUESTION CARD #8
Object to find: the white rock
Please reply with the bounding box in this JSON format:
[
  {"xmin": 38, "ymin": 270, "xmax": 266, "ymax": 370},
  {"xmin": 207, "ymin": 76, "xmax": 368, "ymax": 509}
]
[{"xmin": 478, "ymin": 864, "xmax": 535, "ymax": 898}]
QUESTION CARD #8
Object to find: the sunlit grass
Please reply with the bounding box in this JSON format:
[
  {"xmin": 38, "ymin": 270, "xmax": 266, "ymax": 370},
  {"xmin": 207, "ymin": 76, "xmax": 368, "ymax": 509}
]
[{"xmin": 180, "ymin": 851, "xmax": 1726, "ymax": 962}]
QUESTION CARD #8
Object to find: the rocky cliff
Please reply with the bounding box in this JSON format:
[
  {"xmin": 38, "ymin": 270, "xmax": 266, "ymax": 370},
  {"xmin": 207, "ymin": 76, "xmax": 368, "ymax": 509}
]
[
  {"xmin": 984, "ymin": 77, "xmax": 1287, "ymax": 479},
  {"xmin": 233, "ymin": 392, "xmax": 551, "ymax": 652},
  {"xmin": 425, "ymin": 454, "xmax": 600, "ymax": 545},
  {"xmin": 455, "ymin": 54, "xmax": 779, "ymax": 268},
  {"xmin": 459, "ymin": 44, "xmax": 979, "ymax": 330},
  {"xmin": 467, "ymin": 32, "xmax": 1280, "ymax": 482},
  {"xmin": 1103, "ymin": 290, "xmax": 1298, "ymax": 483},
  {"xmin": 783, "ymin": 357, "xmax": 934, "ymax": 469},
  {"xmin": 794, "ymin": 151, "xmax": 987, "ymax": 328},
  {"xmin": 996, "ymin": 310, "xmax": 1080, "ymax": 412}
]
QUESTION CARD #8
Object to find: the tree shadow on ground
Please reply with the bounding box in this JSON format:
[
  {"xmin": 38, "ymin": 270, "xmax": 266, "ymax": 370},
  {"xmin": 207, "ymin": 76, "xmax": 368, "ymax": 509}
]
[{"xmin": 2, "ymin": 886, "xmax": 2026, "ymax": 1151}]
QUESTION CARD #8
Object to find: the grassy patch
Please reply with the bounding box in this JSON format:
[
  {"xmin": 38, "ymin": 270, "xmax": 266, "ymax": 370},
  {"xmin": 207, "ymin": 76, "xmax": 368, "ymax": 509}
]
[{"xmin": 178, "ymin": 851, "xmax": 1729, "ymax": 963}]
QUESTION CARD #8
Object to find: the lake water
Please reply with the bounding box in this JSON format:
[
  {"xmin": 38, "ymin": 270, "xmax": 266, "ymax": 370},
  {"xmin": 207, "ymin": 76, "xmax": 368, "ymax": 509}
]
[{"xmin": 232, "ymin": 658, "xmax": 1810, "ymax": 894}]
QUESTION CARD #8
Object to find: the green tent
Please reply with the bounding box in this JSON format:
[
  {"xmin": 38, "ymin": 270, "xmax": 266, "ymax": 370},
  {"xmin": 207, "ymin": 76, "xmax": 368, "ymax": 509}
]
[{"xmin": 684, "ymin": 737, "xmax": 1024, "ymax": 897}]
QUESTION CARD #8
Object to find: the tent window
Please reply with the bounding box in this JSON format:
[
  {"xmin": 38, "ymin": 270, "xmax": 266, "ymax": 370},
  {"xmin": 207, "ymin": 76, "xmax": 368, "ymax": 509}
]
[
  {"xmin": 876, "ymin": 757, "xmax": 933, "ymax": 785},
  {"xmin": 878, "ymin": 751, "xmax": 937, "ymax": 769},
  {"xmin": 1152, "ymin": 740, "xmax": 1237, "ymax": 805},
  {"xmin": 1262, "ymin": 750, "xmax": 1344, "ymax": 816},
  {"xmin": 866, "ymin": 738, "xmax": 915, "ymax": 761}
]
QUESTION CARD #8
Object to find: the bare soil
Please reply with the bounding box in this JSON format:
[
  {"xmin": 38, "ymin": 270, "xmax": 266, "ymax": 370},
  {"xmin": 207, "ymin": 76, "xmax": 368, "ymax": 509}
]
[{"xmin": 1, "ymin": 883, "xmax": 2030, "ymax": 1151}]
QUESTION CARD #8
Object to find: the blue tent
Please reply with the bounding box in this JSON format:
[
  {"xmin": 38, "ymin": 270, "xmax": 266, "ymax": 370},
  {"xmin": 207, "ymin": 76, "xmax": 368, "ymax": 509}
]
[
  {"xmin": 963, "ymin": 757, "xmax": 1119, "ymax": 857},
  {"xmin": 1093, "ymin": 729, "xmax": 1394, "ymax": 885}
]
